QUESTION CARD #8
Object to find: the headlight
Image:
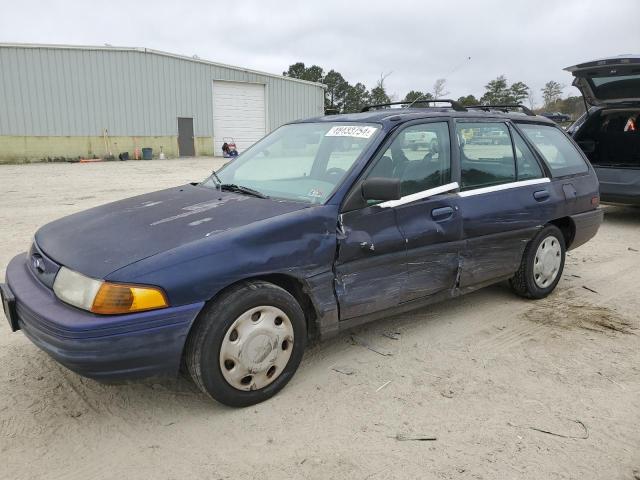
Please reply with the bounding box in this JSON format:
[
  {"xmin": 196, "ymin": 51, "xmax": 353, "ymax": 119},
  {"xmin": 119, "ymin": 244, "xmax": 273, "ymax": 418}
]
[
  {"xmin": 53, "ymin": 267, "xmax": 168, "ymax": 314},
  {"xmin": 53, "ymin": 268, "xmax": 103, "ymax": 310}
]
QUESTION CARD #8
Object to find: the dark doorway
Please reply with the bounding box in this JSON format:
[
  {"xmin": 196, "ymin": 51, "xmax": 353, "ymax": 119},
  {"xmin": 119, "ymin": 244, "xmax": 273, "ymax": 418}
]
[{"xmin": 178, "ymin": 117, "xmax": 195, "ymax": 156}]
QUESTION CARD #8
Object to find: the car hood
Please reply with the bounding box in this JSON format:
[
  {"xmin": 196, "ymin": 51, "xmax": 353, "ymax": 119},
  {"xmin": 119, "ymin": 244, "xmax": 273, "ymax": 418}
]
[
  {"xmin": 35, "ymin": 184, "xmax": 309, "ymax": 279},
  {"xmin": 565, "ymin": 55, "xmax": 640, "ymax": 106}
]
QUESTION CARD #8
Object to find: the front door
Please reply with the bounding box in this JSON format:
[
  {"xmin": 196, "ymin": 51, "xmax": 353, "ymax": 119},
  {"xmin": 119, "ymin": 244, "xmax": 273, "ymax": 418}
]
[
  {"xmin": 335, "ymin": 207, "xmax": 407, "ymax": 320},
  {"xmin": 178, "ymin": 117, "xmax": 195, "ymax": 157},
  {"xmin": 454, "ymin": 120, "xmax": 550, "ymax": 288},
  {"xmin": 393, "ymin": 189, "xmax": 463, "ymax": 302},
  {"xmin": 388, "ymin": 121, "xmax": 462, "ymax": 302},
  {"xmin": 335, "ymin": 121, "xmax": 462, "ymax": 320}
]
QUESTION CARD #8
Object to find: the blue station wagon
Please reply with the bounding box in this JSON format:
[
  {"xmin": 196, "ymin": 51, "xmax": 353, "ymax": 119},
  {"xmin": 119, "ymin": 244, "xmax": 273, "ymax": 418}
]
[{"xmin": 1, "ymin": 100, "xmax": 603, "ymax": 406}]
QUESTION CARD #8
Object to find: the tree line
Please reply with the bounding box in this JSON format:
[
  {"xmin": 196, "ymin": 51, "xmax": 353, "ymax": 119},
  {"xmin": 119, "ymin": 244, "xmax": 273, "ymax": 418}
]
[{"xmin": 283, "ymin": 62, "xmax": 585, "ymax": 119}]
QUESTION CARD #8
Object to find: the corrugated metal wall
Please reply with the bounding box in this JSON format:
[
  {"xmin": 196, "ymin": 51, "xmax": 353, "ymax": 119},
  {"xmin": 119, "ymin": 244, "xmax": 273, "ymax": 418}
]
[{"xmin": 0, "ymin": 44, "xmax": 325, "ymax": 137}]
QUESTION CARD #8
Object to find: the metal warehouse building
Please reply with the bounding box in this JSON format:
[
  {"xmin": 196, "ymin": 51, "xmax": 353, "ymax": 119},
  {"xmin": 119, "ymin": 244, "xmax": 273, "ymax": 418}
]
[{"xmin": 0, "ymin": 43, "xmax": 325, "ymax": 162}]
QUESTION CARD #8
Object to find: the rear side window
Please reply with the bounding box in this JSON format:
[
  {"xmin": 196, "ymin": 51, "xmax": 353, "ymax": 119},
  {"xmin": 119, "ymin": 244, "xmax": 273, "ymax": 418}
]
[
  {"xmin": 512, "ymin": 130, "xmax": 544, "ymax": 180},
  {"xmin": 457, "ymin": 123, "xmax": 515, "ymax": 190},
  {"xmin": 518, "ymin": 124, "xmax": 589, "ymax": 177}
]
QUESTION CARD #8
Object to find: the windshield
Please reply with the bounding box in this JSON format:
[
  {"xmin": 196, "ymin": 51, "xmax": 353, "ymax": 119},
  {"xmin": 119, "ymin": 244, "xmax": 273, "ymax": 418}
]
[{"xmin": 202, "ymin": 122, "xmax": 380, "ymax": 203}]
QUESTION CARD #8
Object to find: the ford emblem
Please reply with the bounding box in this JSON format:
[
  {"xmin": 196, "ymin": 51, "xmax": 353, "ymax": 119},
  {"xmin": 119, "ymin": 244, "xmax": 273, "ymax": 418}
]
[{"xmin": 31, "ymin": 255, "xmax": 45, "ymax": 273}]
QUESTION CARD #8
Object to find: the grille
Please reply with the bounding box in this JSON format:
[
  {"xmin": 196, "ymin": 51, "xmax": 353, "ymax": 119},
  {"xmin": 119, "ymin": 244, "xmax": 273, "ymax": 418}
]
[{"xmin": 28, "ymin": 242, "xmax": 60, "ymax": 289}]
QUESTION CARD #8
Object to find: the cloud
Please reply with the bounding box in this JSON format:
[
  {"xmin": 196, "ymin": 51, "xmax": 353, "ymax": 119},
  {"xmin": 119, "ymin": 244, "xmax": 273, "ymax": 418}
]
[{"xmin": 1, "ymin": 0, "xmax": 638, "ymax": 105}]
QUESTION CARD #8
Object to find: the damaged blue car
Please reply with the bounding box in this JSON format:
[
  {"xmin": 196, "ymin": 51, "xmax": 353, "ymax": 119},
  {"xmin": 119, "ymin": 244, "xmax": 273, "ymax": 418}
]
[{"xmin": 1, "ymin": 100, "xmax": 603, "ymax": 406}]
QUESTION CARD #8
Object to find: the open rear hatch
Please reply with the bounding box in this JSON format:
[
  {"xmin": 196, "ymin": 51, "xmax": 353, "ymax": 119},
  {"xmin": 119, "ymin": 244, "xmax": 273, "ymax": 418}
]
[{"xmin": 565, "ymin": 55, "xmax": 640, "ymax": 106}]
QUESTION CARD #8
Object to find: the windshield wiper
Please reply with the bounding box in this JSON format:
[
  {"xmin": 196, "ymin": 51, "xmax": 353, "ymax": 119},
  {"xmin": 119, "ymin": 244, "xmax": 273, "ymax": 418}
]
[{"xmin": 220, "ymin": 184, "xmax": 269, "ymax": 199}]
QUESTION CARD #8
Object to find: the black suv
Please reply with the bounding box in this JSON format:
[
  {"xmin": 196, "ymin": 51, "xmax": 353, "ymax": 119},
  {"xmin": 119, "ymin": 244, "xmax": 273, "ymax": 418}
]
[{"xmin": 565, "ymin": 55, "xmax": 640, "ymax": 204}]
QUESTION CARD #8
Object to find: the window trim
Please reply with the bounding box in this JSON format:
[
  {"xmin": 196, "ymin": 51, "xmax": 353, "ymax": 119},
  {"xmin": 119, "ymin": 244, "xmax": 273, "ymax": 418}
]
[
  {"xmin": 380, "ymin": 176, "xmax": 551, "ymax": 203},
  {"xmin": 458, "ymin": 177, "xmax": 550, "ymax": 197},
  {"xmin": 379, "ymin": 182, "xmax": 459, "ymax": 208}
]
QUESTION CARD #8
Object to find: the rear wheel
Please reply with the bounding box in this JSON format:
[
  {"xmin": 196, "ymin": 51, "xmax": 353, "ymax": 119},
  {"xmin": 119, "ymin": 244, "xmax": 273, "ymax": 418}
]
[
  {"xmin": 510, "ymin": 225, "xmax": 566, "ymax": 299},
  {"xmin": 185, "ymin": 281, "xmax": 306, "ymax": 407}
]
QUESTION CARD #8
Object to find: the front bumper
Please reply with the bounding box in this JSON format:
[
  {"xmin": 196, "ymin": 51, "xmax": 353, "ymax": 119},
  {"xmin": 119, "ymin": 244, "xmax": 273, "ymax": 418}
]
[{"xmin": 3, "ymin": 253, "xmax": 204, "ymax": 380}]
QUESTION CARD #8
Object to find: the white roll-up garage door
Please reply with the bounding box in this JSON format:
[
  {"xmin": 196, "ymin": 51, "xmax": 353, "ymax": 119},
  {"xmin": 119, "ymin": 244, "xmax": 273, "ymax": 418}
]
[{"xmin": 212, "ymin": 81, "xmax": 266, "ymax": 155}]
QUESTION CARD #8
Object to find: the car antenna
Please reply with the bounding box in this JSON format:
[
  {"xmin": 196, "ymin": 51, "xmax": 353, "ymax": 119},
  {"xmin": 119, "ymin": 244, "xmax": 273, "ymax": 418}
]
[{"xmin": 404, "ymin": 94, "xmax": 427, "ymax": 109}]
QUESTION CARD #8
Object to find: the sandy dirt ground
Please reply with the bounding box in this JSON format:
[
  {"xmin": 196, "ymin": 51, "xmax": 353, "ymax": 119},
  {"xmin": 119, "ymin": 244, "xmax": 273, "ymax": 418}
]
[{"xmin": 0, "ymin": 158, "xmax": 638, "ymax": 480}]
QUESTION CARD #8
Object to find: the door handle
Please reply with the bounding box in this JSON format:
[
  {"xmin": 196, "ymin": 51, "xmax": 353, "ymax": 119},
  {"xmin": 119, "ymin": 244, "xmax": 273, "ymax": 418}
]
[
  {"xmin": 533, "ymin": 190, "xmax": 550, "ymax": 201},
  {"xmin": 431, "ymin": 206, "xmax": 454, "ymax": 221}
]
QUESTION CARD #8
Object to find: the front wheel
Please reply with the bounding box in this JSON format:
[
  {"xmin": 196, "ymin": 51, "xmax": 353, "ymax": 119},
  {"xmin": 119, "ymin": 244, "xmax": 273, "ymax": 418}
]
[
  {"xmin": 185, "ymin": 281, "xmax": 307, "ymax": 407},
  {"xmin": 510, "ymin": 224, "xmax": 566, "ymax": 299}
]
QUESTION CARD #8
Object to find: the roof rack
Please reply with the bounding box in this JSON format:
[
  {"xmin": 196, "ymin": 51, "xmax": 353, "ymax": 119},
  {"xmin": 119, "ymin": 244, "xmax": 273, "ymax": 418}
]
[
  {"xmin": 467, "ymin": 104, "xmax": 535, "ymax": 116},
  {"xmin": 361, "ymin": 99, "xmax": 467, "ymax": 112}
]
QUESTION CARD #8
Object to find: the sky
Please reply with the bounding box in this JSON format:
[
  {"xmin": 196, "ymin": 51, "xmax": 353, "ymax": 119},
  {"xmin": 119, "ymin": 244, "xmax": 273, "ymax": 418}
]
[{"xmin": 1, "ymin": 0, "xmax": 639, "ymax": 107}]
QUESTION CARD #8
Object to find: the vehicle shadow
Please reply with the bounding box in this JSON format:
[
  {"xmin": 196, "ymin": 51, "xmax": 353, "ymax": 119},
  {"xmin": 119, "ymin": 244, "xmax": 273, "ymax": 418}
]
[{"xmin": 602, "ymin": 204, "xmax": 640, "ymax": 226}]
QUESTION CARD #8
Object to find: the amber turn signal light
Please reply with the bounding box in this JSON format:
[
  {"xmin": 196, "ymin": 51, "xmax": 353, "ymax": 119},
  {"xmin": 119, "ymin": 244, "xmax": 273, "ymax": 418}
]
[{"xmin": 91, "ymin": 282, "xmax": 169, "ymax": 314}]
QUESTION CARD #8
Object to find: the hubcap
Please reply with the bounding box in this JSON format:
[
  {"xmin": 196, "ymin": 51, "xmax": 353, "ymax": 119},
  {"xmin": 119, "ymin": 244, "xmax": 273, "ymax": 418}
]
[
  {"xmin": 533, "ymin": 235, "xmax": 562, "ymax": 288},
  {"xmin": 219, "ymin": 306, "xmax": 294, "ymax": 391}
]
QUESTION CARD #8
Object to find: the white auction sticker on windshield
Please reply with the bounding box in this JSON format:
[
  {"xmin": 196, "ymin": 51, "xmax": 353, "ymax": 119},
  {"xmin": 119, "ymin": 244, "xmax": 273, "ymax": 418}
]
[{"xmin": 325, "ymin": 125, "xmax": 377, "ymax": 139}]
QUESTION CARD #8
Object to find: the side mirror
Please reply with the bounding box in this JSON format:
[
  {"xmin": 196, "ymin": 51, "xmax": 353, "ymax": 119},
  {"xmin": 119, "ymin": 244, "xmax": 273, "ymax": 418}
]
[
  {"xmin": 361, "ymin": 177, "xmax": 401, "ymax": 202},
  {"xmin": 578, "ymin": 140, "xmax": 596, "ymax": 154}
]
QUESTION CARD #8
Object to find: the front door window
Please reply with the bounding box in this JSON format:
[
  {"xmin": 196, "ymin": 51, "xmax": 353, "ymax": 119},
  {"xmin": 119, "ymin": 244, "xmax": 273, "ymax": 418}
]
[{"xmin": 366, "ymin": 122, "xmax": 452, "ymax": 197}]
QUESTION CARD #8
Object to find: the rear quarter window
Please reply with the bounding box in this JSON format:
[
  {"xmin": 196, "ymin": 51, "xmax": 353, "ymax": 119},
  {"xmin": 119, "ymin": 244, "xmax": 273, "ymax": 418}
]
[{"xmin": 518, "ymin": 123, "xmax": 589, "ymax": 177}]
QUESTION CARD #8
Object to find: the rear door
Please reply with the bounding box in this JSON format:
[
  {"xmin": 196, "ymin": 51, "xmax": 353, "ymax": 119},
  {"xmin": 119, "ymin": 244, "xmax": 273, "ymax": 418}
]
[
  {"xmin": 564, "ymin": 56, "xmax": 640, "ymax": 106},
  {"xmin": 455, "ymin": 120, "xmax": 552, "ymax": 288}
]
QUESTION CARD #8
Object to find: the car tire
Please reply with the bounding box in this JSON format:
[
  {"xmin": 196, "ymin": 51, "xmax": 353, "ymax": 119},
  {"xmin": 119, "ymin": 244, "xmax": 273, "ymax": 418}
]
[
  {"xmin": 510, "ymin": 224, "xmax": 566, "ymax": 299},
  {"xmin": 185, "ymin": 280, "xmax": 307, "ymax": 407}
]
